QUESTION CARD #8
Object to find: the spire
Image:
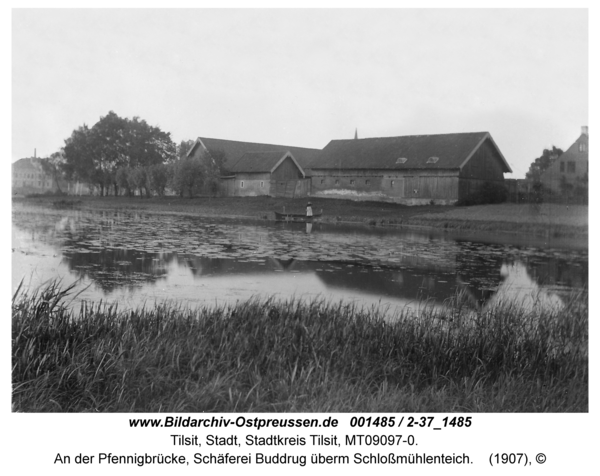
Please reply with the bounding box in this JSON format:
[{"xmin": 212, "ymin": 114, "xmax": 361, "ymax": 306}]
[{"xmin": 354, "ymin": 128, "xmax": 358, "ymax": 140}]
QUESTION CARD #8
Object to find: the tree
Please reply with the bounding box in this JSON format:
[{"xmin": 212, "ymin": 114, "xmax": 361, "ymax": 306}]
[
  {"xmin": 127, "ymin": 116, "xmax": 177, "ymax": 168},
  {"xmin": 91, "ymin": 111, "xmax": 130, "ymax": 195},
  {"xmin": 525, "ymin": 146, "xmax": 563, "ymax": 182},
  {"xmin": 128, "ymin": 167, "xmax": 148, "ymax": 197},
  {"xmin": 170, "ymin": 157, "xmax": 205, "ymax": 198},
  {"xmin": 148, "ymin": 164, "xmax": 170, "ymax": 197},
  {"xmin": 206, "ymin": 148, "xmax": 228, "ymax": 175},
  {"xmin": 40, "ymin": 150, "xmax": 67, "ymax": 193},
  {"xmin": 62, "ymin": 111, "xmax": 177, "ymax": 196},
  {"xmin": 116, "ymin": 167, "xmax": 133, "ymax": 197},
  {"xmin": 177, "ymin": 140, "xmax": 195, "ymax": 160},
  {"xmin": 63, "ymin": 124, "xmax": 95, "ymax": 184}
]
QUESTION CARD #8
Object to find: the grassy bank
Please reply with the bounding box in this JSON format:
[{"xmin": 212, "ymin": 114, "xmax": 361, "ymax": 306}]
[
  {"xmin": 12, "ymin": 283, "xmax": 588, "ymax": 412},
  {"xmin": 410, "ymin": 203, "xmax": 588, "ymax": 238},
  {"xmin": 15, "ymin": 195, "xmax": 587, "ymax": 238}
]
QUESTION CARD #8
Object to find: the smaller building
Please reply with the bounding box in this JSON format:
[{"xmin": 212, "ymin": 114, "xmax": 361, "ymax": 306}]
[
  {"xmin": 12, "ymin": 157, "xmax": 93, "ymax": 196},
  {"xmin": 12, "ymin": 157, "xmax": 56, "ymax": 194},
  {"xmin": 225, "ymin": 150, "xmax": 310, "ymax": 198},
  {"xmin": 540, "ymin": 126, "xmax": 588, "ymax": 196}
]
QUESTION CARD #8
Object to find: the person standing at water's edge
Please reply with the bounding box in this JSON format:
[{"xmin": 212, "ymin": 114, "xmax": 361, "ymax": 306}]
[{"xmin": 306, "ymin": 202, "xmax": 313, "ymax": 221}]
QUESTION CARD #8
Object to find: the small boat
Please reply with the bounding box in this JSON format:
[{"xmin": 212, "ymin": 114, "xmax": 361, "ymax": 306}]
[{"xmin": 275, "ymin": 210, "xmax": 322, "ymax": 222}]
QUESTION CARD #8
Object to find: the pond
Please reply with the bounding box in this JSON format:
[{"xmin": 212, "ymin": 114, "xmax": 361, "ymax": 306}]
[{"xmin": 12, "ymin": 202, "xmax": 588, "ymax": 315}]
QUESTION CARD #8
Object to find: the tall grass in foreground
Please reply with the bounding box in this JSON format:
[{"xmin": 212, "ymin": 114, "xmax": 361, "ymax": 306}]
[{"xmin": 12, "ymin": 282, "xmax": 587, "ymax": 412}]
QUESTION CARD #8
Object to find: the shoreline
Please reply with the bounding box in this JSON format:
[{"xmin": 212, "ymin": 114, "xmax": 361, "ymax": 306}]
[{"xmin": 13, "ymin": 195, "xmax": 588, "ymax": 242}]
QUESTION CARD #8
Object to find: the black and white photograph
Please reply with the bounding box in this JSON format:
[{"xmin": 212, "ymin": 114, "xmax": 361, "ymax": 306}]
[{"xmin": 7, "ymin": 4, "xmax": 593, "ymax": 474}]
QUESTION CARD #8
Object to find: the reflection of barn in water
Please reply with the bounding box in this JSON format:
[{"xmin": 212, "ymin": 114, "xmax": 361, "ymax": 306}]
[
  {"xmin": 523, "ymin": 256, "xmax": 588, "ymax": 290},
  {"xmin": 314, "ymin": 265, "xmax": 459, "ymax": 305},
  {"xmin": 178, "ymin": 254, "xmax": 491, "ymax": 310},
  {"xmin": 177, "ymin": 256, "xmax": 309, "ymax": 276}
]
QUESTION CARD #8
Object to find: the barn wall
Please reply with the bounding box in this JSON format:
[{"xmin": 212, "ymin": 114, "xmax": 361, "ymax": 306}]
[
  {"xmin": 460, "ymin": 139, "xmax": 505, "ymax": 182},
  {"xmin": 268, "ymin": 155, "xmax": 309, "ymax": 198},
  {"xmin": 223, "ymin": 172, "xmax": 310, "ymax": 198},
  {"xmin": 310, "ymin": 169, "xmax": 460, "ymax": 204},
  {"xmin": 219, "ymin": 177, "xmax": 235, "ymax": 197},
  {"xmin": 458, "ymin": 139, "xmax": 507, "ymax": 201},
  {"xmin": 233, "ymin": 173, "xmax": 271, "ymax": 197},
  {"xmin": 405, "ymin": 172, "xmax": 459, "ymax": 200},
  {"xmin": 271, "ymin": 178, "xmax": 310, "ymax": 198},
  {"xmin": 459, "ymin": 179, "xmax": 489, "ymax": 200},
  {"xmin": 272, "ymin": 157, "xmax": 303, "ymax": 181}
]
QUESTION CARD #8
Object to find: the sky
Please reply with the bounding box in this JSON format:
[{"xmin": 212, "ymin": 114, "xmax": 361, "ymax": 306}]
[{"xmin": 11, "ymin": 8, "xmax": 588, "ymax": 178}]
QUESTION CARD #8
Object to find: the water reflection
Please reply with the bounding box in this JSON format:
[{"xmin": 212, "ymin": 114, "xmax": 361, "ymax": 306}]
[
  {"xmin": 489, "ymin": 262, "xmax": 565, "ymax": 312},
  {"xmin": 12, "ymin": 203, "xmax": 588, "ymax": 313}
]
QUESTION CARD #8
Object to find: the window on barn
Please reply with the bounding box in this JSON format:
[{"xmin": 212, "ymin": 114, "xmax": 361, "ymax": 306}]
[
  {"xmin": 579, "ymin": 142, "xmax": 587, "ymax": 152},
  {"xmin": 390, "ymin": 180, "xmax": 395, "ymax": 188},
  {"xmin": 240, "ymin": 181, "xmax": 244, "ymax": 188},
  {"xmin": 350, "ymin": 179, "xmax": 355, "ymax": 185},
  {"xmin": 366, "ymin": 179, "xmax": 370, "ymax": 185},
  {"xmin": 260, "ymin": 181, "xmax": 264, "ymax": 188},
  {"xmin": 427, "ymin": 156, "xmax": 439, "ymax": 164},
  {"xmin": 335, "ymin": 179, "xmax": 339, "ymax": 185},
  {"xmin": 396, "ymin": 158, "xmax": 407, "ymax": 164},
  {"xmin": 567, "ymin": 162, "xmax": 576, "ymax": 173},
  {"xmin": 320, "ymin": 179, "xmax": 325, "ymax": 184}
]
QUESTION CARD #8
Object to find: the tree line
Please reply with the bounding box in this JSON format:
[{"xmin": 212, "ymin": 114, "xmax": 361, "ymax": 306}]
[{"xmin": 43, "ymin": 111, "xmax": 226, "ymax": 197}]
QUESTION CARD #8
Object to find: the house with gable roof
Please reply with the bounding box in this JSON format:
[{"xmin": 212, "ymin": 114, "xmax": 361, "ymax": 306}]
[
  {"xmin": 310, "ymin": 131, "xmax": 512, "ymax": 205},
  {"xmin": 539, "ymin": 126, "xmax": 588, "ymax": 197}
]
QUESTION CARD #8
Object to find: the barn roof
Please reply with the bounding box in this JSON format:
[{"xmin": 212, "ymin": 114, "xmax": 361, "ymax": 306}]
[
  {"xmin": 229, "ymin": 151, "xmax": 305, "ymax": 177},
  {"xmin": 314, "ymin": 132, "xmax": 511, "ymax": 173},
  {"xmin": 187, "ymin": 137, "xmax": 321, "ymax": 170}
]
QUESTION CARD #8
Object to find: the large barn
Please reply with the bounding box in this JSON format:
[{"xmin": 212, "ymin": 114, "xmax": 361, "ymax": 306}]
[{"xmin": 310, "ymin": 132, "xmax": 511, "ymax": 205}]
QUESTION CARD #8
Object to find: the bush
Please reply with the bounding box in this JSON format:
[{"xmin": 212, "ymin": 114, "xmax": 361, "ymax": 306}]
[{"xmin": 457, "ymin": 181, "xmax": 508, "ymax": 206}]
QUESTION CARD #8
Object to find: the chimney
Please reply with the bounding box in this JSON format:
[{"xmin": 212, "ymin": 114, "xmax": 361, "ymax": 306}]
[
  {"xmin": 34, "ymin": 148, "xmax": 36, "ymax": 158},
  {"xmin": 582, "ymin": 126, "xmax": 588, "ymax": 136}
]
